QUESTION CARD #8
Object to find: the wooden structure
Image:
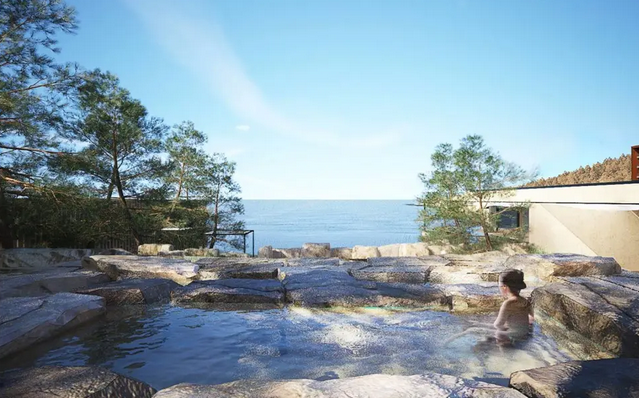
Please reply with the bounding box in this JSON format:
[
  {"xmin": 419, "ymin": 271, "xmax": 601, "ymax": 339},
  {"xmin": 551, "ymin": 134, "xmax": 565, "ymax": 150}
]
[{"xmin": 632, "ymin": 145, "xmax": 639, "ymax": 181}]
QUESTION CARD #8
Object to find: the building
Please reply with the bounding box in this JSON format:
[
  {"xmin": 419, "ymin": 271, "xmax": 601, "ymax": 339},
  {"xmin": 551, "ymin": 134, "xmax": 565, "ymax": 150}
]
[{"xmin": 487, "ymin": 180, "xmax": 639, "ymax": 271}]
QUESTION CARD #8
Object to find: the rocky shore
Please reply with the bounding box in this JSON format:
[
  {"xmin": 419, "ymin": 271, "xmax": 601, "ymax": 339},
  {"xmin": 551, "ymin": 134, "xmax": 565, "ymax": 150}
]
[{"xmin": 1, "ymin": 246, "xmax": 638, "ymax": 397}]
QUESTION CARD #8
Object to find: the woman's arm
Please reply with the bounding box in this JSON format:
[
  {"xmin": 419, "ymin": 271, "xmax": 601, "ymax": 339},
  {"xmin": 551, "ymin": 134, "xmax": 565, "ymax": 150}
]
[{"xmin": 493, "ymin": 301, "xmax": 509, "ymax": 330}]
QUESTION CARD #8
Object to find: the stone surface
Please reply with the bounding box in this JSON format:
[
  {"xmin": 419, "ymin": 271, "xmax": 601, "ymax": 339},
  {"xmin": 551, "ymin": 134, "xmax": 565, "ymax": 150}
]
[
  {"xmin": 154, "ymin": 373, "xmax": 525, "ymax": 397},
  {"xmin": 351, "ymin": 245, "xmax": 381, "ymax": 260},
  {"xmin": 301, "ymin": 243, "xmax": 331, "ymax": 258},
  {"xmin": 0, "ymin": 248, "xmax": 93, "ymax": 269},
  {"xmin": 97, "ymin": 248, "xmax": 133, "ymax": 255},
  {"xmin": 331, "ymin": 247, "xmax": 353, "ymax": 260},
  {"xmin": 82, "ymin": 255, "xmax": 199, "ymax": 285},
  {"xmin": 284, "ymin": 258, "xmax": 340, "ymax": 267},
  {"xmin": 137, "ymin": 244, "xmax": 174, "ymax": 256},
  {"xmin": 195, "ymin": 257, "xmax": 283, "ymax": 280},
  {"xmin": 504, "ymin": 254, "xmax": 621, "ymax": 282},
  {"xmin": 378, "ymin": 243, "xmax": 402, "ymax": 257},
  {"xmin": 399, "ymin": 242, "xmax": 431, "ymax": 257},
  {"xmin": 172, "ymin": 279, "xmax": 285, "ymax": 305},
  {"xmin": 0, "ymin": 293, "xmax": 105, "ymax": 359},
  {"xmin": 429, "ymin": 265, "xmax": 503, "ymax": 284},
  {"xmin": 439, "ymin": 283, "xmax": 532, "ymax": 313},
  {"xmin": 184, "ymin": 248, "xmax": 220, "ymax": 257},
  {"xmin": 0, "ymin": 366, "xmax": 156, "ymax": 398},
  {"xmin": 272, "ymin": 248, "xmax": 301, "ymax": 259},
  {"xmin": 0, "ymin": 270, "xmax": 110, "ymax": 299},
  {"xmin": 510, "ymin": 358, "xmax": 639, "ymax": 398},
  {"xmin": 78, "ymin": 278, "xmax": 179, "ymax": 305},
  {"xmin": 258, "ymin": 245, "xmax": 273, "ymax": 258},
  {"xmin": 350, "ymin": 256, "xmax": 448, "ymax": 284},
  {"xmin": 532, "ymin": 275, "xmax": 639, "ymax": 358}
]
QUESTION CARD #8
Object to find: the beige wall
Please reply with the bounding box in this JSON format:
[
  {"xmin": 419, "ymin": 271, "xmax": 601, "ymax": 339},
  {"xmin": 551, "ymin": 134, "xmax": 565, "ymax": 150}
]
[{"xmin": 491, "ymin": 183, "xmax": 639, "ymax": 271}]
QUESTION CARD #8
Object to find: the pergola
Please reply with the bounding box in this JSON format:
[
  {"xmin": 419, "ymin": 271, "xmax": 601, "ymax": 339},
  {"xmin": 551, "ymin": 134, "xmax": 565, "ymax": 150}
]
[{"xmin": 205, "ymin": 229, "xmax": 255, "ymax": 256}]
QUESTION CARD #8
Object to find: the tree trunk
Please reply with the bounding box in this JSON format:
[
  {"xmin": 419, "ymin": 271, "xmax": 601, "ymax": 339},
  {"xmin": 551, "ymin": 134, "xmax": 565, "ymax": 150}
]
[
  {"xmin": 478, "ymin": 195, "xmax": 492, "ymax": 251},
  {"xmin": 208, "ymin": 181, "xmax": 221, "ymax": 249},
  {"xmin": 0, "ymin": 186, "xmax": 15, "ymax": 248},
  {"xmin": 170, "ymin": 162, "xmax": 185, "ymax": 212},
  {"xmin": 112, "ymin": 143, "xmax": 140, "ymax": 247}
]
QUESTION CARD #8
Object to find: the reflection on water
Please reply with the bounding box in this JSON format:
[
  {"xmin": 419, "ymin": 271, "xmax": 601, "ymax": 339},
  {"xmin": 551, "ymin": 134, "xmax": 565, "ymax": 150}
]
[{"xmin": 1, "ymin": 305, "xmax": 573, "ymax": 390}]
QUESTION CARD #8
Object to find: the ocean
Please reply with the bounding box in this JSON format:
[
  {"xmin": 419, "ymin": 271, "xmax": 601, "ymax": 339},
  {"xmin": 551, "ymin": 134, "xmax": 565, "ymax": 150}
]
[{"xmin": 242, "ymin": 200, "xmax": 422, "ymax": 251}]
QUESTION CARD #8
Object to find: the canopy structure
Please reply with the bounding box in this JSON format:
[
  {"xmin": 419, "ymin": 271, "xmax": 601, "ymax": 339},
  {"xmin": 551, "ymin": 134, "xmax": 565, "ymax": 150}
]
[
  {"xmin": 205, "ymin": 229, "xmax": 255, "ymax": 256},
  {"xmin": 485, "ymin": 201, "xmax": 639, "ymax": 212}
]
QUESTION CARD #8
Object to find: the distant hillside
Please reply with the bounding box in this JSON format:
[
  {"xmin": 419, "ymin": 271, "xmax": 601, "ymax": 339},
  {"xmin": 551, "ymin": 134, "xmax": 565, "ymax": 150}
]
[{"xmin": 526, "ymin": 154, "xmax": 631, "ymax": 187}]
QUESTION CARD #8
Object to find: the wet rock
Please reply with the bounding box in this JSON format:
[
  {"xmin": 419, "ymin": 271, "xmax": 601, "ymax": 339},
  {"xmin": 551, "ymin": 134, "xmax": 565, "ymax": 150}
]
[
  {"xmin": 301, "ymin": 243, "xmax": 331, "ymax": 258},
  {"xmin": 439, "ymin": 283, "xmax": 531, "ymax": 313},
  {"xmin": 351, "ymin": 245, "xmax": 381, "ymax": 260},
  {"xmin": 532, "ymin": 275, "xmax": 639, "ymax": 358},
  {"xmin": 82, "ymin": 255, "xmax": 199, "ymax": 285},
  {"xmin": 172, "ymin": 279, "xmax": 284, "ymax": 305},
  {"xmin": 504, "ymin": 254, "xmax": 621, "ymax": 282},
  {"xmin": 509, "ymin": 358, "xmax": 639, "ymax": 398},
  {"xmin": 78, "ymin": 278, "xmax": 179, "ymax": 305},
  {"xmin": 0, "ymin": 270, "xmax": 110, "ymax": 299},
  {"xmin": 0, "ymin": 248, "xmax": 93, "ymax": 270},
  {"xmin": 258, "ymin": 245, "xmax": 273, "ymax": 258},
  {"xmin": 0, "ymin": 293, "xmax": 105, "ymax": 359},
  {"xmin": 137, "ymin": 244, "xmax": 174, "ymax": 256},
  {"xmin": 331, "ymin": 247, "xmax": 352, "ymax": 260},
  {"xmin": 0, "ymin": 366, "xmax": 156, "ymax": 397},
  {"xmin": 374, "ymin": 282, "xmax": 450, "ymax": 309},
  {"xmin": 153, "ymin": 372, "xmax": 525, "ymax": 397}
]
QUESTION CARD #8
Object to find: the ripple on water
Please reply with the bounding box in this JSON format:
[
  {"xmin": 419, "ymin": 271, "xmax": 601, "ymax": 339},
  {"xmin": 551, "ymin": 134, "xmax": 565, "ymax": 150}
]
[{"xmin": 1, "ymin": 304, "xmax": 574, "ymax": 390}]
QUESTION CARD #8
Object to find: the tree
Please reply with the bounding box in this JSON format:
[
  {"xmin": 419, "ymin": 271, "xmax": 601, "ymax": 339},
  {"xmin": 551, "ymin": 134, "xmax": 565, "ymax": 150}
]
[
  {"xmin": 418, "ymin": 135, "xmax": 532, "ymax": 251},
  {"xmin": 204, "ymin": 155, "xmax": 244, "ymax": 249},
  {"xmin": 165, "ymin": 121, "xmax": 208, "ymax": 207},
  {"xmin": 60, "ymin": 70, "xmax": 167, "ymax": 245}
]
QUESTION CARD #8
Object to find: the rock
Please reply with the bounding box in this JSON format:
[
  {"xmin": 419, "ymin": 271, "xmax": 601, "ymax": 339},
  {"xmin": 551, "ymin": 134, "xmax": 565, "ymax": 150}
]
[
  {"xmin": 0, "ymin": 270, "xmax": 110, "ymax": 299},
  {"xmin": 158, "ymin": 250, "xmax": 186, "ymax": 258},
  {"xmin": 82, "ymin": 255, "xmax": 199, "ymax": 285},
  {"xmin": 272, "ymin": 248, "xmax": 301, "ymax": 258},
  {"xmin": 184, "ymin": 248, "xmax": 219, "ymax": 257},
  {"xmin": 194, "ymin": 258, "xmax": 283, "ymax": 280},
  {"xmin": 0, "ymin": 293, "xmax": 105, "ymax": 359},
  {"xmin": 258, "ymin": 245, "xmax": 273, "ymax": 258},
  {"xmin": 0, "ymin": 366, "xmax": 156, "ymax": 397},
  {"xmin": 350, "ymin": 257, "xmax": 448, "ymax": 284},
  {"xmin": 509, "ymin": 358, "xmax": 639, "ymax": 398},
  {"xmin": 97, "ymin": 248, "xmax": 133, "ymax": 255},
  {"xmin": 399, "ymin": 242, "xmax": 431, "ymax": 257},
  {"xmin": 284, "ymin": 258, "xmax": 340, "ymax": 267},
  {"xmin": 428, "ymin": 245, "xmax": 453, "ymax": 255},
  {"xmin": 532, "ymin": 276, "xmax": 639, "ymax": 358},
  {"xmin": 137, "ymin": 244, "xmax": 174, "ymax": 256},
  {"xmin": 374, "ymin": 283, "xmax": 451, "ymax": 309},
  {"xmin": 351, "ymin": 245, "xmax": 381, "ymax": 260},
  {"xmin": 444, "ymin": 251, "xmax": 509, "ymax": 268},
  {"xmin": 503, "ymin": 254, "xmax": 621, "ymax": 282},
  {"xmin": 500, "ymin": 243, "xmax": 529, "ymax": 256},
  {"xmin": 429, "ymin": 265, "xmax": 502, "ymax": 284},
  {"xmin": 301, "ymin": 243, "xmax": 331, "ymax": 258},
  {"xmin": 172, "ymin": 279, "xmax": 284, "ymax": 305},
  {"xmin": 331, "ymin": 247, "xmax": 353, "ymax": 260},
  {"xmin": 78, "ymin": 278, "xmax": 179, "ymax": 305},
  {"xmin": 153, "ymin": 372, "xmax": 525, "ymax": 397},
  {"xmin": 439, "ymin": 283, "xmax": 532, "ymax": 313},
  {"xmin": 378, "ymin": 243, "xmax": 402, "ymax": 257},
  {"xmin": 0, "ymin": 248, "xmax": 93, "ymax": 270}
]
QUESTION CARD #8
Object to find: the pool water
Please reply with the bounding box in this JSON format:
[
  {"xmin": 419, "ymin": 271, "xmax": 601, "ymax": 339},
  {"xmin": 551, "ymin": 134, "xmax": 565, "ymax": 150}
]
[{"xmin": 1, "ymin": 305, "xmax": 573, "ymax": 390}]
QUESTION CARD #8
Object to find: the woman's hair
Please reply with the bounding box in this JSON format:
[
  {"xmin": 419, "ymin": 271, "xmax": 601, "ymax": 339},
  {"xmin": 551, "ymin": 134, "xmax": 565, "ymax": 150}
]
[{"xmin": 499, "ymin": 268, "xmax": 527, "ymax": 293}]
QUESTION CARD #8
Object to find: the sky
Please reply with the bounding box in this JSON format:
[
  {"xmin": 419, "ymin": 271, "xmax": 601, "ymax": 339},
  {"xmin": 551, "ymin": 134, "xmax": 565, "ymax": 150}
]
[{"xmin": 55, "ymin": 0, "xmax": 639, "ymax": 199}]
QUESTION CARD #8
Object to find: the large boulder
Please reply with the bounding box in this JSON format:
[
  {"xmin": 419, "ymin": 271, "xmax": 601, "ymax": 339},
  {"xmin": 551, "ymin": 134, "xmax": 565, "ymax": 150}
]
[
  {"xmin": 78, "ymin": 278, "xmax": 179, "ymax": 305},
  {"xmin": 429, "ymin": 265, "xmax": 502, "ymax": 284},
  {"xmin": 351, "ymin": 245, "xmax": 381, "ymax": 260},
  {"xmin": 258, "ymin": 245, "xmax": 273, "ymax": 258},
  {"xmin": 378, "ymin": 243, "xmax": 402, "ymax": 257},
  {"xmin": 503, "ymin": 254, "xmax": 621, "ymax": 282},
  {"xmin": 272, "ymin": 248, "xmax": 301, "ymax": 258},
  {"xmin": 0, "ymin": 248, "xmax": 92, "ymax": 270},
  {"xmin": 331, "ymin": 247, "xmax": 353, "ymax": 260},
  {"xmin": 97, "ymin": 248, "xmax": 133, "ymax": 256},
  {"xmin": 532, "ymin": 275, "xmax": 639, "ymax": 358},
  {"xmin": 137, "ymin": 244, "xmax": 173, "ymax": 256},
  {"xmin": 350, "ymin": 257, "xmax": 448, "ymax": 284},
  {"xmin": 0, "ymin": 293, "xmax": 105, "ymax": 359},
  {"xmin": 399, "ymin": 242, "xmax": 431, "ymax": 257},
  {"xmin": 509, "ymin": 358, "xmax": 639, "ymax": 398},
  {"xmin": 82, "ymin": 255, "xmax": 199, "ymax": 285},
  {"xmin": 439, "ymin": 283, "xmax": 531, "ymax": 313},
  {"xmin": 0, "ymin": 366, "xmax": 156, "ymax": 397},
  {"xmin": 195, "ymin": 257, "xmax": 283, "ymax": 280},
  {"xmin": 172, "ymin": 279, "xmax": 285, "ymax": 305},
  {"xmin": 0, "ymin": 270, "xmax": 110, "ymax": 299},
  {"xmin": 154, "ymin": 373, "xmax": 525, "ymax": 397},
  {"xmin": 301, "ymin": 243, "xmax": 331, "ymax": 258},
  {"xmin": 184, "ymin": 248, "xmax": 220, "ymax": 257}
]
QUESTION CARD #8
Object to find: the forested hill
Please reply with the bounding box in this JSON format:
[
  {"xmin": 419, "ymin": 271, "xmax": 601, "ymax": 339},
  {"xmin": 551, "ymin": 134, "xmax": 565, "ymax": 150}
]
[{"xmin": 526, "ymin": 154, "xmax": 631, "ymax": 187}]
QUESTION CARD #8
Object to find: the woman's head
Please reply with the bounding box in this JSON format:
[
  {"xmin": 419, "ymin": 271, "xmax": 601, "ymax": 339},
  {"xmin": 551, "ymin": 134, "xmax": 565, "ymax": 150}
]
[{"xmin": 499, "ymin": 268, "xmax": 526, "ymax": 296}]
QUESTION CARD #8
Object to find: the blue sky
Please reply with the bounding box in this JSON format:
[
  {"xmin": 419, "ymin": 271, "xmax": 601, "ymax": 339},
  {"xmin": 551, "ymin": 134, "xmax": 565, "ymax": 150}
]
[{"xmin": 56, "ymin": 0, "xmax": 639, "ymax": 199}]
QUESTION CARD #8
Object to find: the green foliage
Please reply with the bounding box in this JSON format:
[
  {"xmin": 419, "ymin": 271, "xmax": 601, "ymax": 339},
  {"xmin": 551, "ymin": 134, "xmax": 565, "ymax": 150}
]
[{"xmin": 418, "ymin": 135, "xmax": 534, "ymax": 251}]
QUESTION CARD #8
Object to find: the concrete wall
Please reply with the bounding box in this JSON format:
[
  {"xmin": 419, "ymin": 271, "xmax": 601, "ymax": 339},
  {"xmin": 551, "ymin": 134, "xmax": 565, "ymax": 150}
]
[{"xmin": 492, "ymin": 182, "xmax": 639, "ymax": 271}]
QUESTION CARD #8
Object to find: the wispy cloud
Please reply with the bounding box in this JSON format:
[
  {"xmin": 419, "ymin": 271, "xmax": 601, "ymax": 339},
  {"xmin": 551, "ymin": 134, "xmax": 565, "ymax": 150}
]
[
  {"xmin": 125, "ymin": 0, "xmax": 400, "ymax": 149},
  {"xmin": 235, "ymin": 125, "xmax": 250, "ymax": 132}
]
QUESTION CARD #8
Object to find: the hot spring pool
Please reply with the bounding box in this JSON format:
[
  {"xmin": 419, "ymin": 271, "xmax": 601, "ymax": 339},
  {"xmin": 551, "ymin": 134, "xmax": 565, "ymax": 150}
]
[{"xmin": 0, "ymin": 305, "xmax": 573, "ymax": 390}]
